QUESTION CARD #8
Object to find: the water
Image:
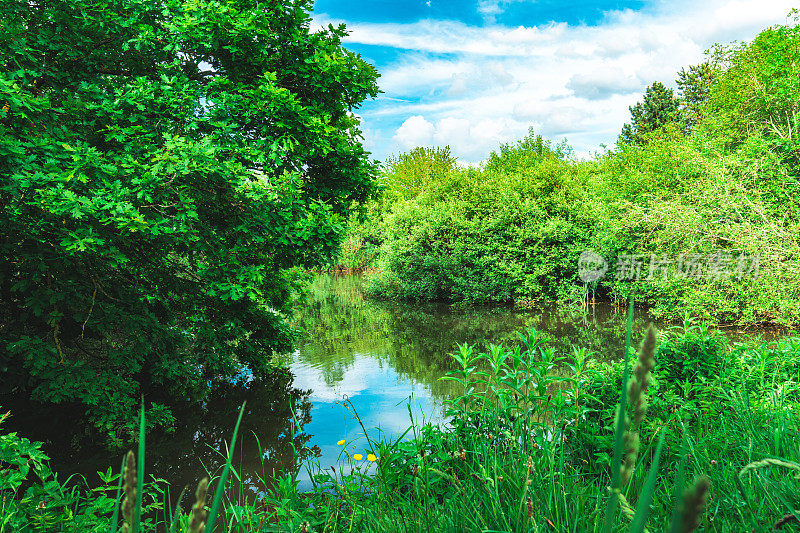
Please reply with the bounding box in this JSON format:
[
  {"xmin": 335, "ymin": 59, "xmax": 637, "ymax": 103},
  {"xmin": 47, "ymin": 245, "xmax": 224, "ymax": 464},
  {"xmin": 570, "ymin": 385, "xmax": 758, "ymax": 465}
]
[{"xmin": 4, "ymin": 274, "xmax": 775, "ymax": 497}]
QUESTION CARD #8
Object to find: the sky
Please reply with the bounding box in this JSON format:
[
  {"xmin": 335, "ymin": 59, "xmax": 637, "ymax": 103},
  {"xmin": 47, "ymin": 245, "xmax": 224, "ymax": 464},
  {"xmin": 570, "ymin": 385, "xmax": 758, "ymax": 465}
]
[{"xmin": 310, "ymin": 0, "xmax": 796, "ymax": 163}]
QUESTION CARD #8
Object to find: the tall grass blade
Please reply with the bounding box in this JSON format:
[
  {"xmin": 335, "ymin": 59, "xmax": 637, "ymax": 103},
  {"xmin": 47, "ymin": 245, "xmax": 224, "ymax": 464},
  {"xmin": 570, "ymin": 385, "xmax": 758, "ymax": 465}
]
[
  {"xmin": 629, "ymin": 430, "xmax": 667, "ymax": 533},
  {"xmin": 603, "ymin": 296, "xmax": 634, "ymax": 532},
  {"xmin": 108, "ymin": 455, "xmax": 126, "ymax": 533},
  {"xmin": 668, "ymin": 432, "xmax": 690, "ymax": 533},
  {"xmin": 133, "ymin": 403, "xmax": 145, "ymax": 533},
  {"xmin": 205, "ymin": 401, "xmax": 246, "ymax": 533},
  {"xmin": 168, "ymin": 485, "xmax": 188, "ymax": 533}
]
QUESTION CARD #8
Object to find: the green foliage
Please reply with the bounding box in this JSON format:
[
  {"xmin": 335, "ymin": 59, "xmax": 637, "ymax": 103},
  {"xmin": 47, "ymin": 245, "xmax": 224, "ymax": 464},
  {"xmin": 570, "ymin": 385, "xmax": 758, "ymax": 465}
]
[
  {"xmin": 618, "ymin": 81, "xmax": 681, "ymax": 145},
  {"xmin": 380, "ymin": 146, "xmax": 459, "ymax": 202},
  {"xmin": 5, "ymin": 322, "xmax": 800, "ymax": 531},
  {"xmin": 0, "ymin": 412, "xmax": 50, "ymax": 495},
  {"xmin": 333, "ymin": 232, "xmax": 378, "ymax": 272},
  {"xmin": 702, "ymin": 23, "xmax": 800, "ymax": 174},
  {"xmin": 654, "ymin": 317, "xmax": 728, "ymax": 383},
  {"xmin": 676, "ymin": 62, "xmax": 718, "ymax": 132},
  {"xmin": 361, "ymin": 19, "xmax": 800, "ymax": 328},
  {"xmin": 365, "ymin": 132, "xmax": 595, "ymax": 303},
  {"xmin": 594, "ymin": 21, "xmax": 800, "ymax": 326},
  {"xmin": 0, "ymin": 404, "xmax": 250, "ymax": 532},
  {"xmin": 484, "ymin": 130, "xmax": 572, "ymax": 174},
  {"xmin": 329, "ymin": 146, "xmax": 458, "ymax": 271},
  {"xmin": 0, "ymin": 411, "xmax": 159, "ymax": 532},
  {"xmin": 0, "ymin": 0, "xmax": 379, "ymax": 436}
]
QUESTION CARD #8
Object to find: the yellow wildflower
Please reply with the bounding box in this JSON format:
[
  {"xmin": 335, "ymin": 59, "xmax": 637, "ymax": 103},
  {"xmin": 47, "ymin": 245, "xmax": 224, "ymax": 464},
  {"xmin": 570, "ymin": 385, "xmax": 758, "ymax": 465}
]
[
  {"xmin": 337, "ymin": 440, "xmax": 345, "ymax": 445},
  {"xmin": 353, "ymin": 454, "xmax": 363, "ymax": 461},
  {"xmin": 367, "ymin": 454, "xmax": 377, "ymax": 462}
]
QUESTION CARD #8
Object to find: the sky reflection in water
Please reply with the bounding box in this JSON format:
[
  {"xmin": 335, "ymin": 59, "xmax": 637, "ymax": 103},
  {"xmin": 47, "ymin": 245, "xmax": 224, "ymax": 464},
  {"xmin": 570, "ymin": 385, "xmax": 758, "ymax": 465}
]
[{"xmin": 7, "ymin": 273, "xmax": 681, "ymax": 497}]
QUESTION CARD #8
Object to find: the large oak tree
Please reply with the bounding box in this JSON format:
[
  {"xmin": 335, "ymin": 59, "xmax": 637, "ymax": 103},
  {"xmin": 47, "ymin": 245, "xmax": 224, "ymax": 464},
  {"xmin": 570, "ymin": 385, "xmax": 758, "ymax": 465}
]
[{"xmin": 0, "ymin": 0, "xmax": 379, "ymax": 436}]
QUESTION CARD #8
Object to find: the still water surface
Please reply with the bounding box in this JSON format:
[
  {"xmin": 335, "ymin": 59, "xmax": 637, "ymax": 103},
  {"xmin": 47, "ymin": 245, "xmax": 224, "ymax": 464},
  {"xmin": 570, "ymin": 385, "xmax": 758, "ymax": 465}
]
[{"xmin": 8, "ymin": 275, "xmax": 707, "ymax": 495}]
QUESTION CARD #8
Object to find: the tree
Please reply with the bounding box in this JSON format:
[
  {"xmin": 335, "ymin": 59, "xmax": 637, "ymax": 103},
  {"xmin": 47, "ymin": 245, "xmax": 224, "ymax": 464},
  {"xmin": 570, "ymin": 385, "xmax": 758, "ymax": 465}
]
[
  {"xmin": 618, "ymin": 82, "xmax": 680, "ymax": 145},
  {"xmin": 702, "ymin": 23, "xmax": 800, "ymax": 167},
  {"xmin": 381, "ymin": 146, "xmax": 458, "ymax": 201},
  {"xmin": 485, "ymin": 128, "xmax": 569, "ymax": 175},
  {"xmin": 676, "ymin": 62, "xmax": 717, "ymax": 132},
  {"xmin": 0, "ymin": 0, "xmax": 379, "ymax": 437}
]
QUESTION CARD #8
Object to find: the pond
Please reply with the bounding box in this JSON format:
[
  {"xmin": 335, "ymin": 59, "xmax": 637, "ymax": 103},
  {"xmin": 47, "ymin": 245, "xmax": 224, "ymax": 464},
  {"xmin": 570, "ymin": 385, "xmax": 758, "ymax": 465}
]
[{"xmin": 3, "ymin": 274, "xmax": 768, "ymax": 498}]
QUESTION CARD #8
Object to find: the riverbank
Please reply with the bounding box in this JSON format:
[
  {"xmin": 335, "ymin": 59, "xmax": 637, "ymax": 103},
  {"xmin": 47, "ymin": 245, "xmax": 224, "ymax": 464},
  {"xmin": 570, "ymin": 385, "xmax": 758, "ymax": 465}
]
[
  {"xmin": 346, "ymin": 135, "xmax": 800, "ymax": 328},
  {"xmin": 3, "ymin": 315, "xmax": 800, "ymax": 531},
  {"xmin": 1, "ymin": 274, "xmax": 648, "ymax": 498}
]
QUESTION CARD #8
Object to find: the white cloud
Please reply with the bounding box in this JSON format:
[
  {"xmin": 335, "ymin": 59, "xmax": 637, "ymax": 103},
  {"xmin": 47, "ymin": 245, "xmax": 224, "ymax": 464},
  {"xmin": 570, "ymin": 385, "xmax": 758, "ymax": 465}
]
[
  {"xmin": 388, "ymin": 114, "xmax": 525, "ymax": 160},
  {"xmin": 379, "ymin": 57, "xmax": 468, "ymax": 95},
  {"xmin": 435, "ymin": 117, "xmax": 522, "ymax": 160},
  {"xmin": 477, "ymin": 0, "xmax": 503, "ymax": 20},
  {"xmin": 392, "ymin": 115, "xmax": 435, "ymax": 149},
  {"xmin": 457, "ymin": 63, "xmax": 514, "ymax": 95},
  {"xmin": 314, "ymin": 16, "xmax": 569, "ymax": 56},
  {"xmin": 566, "ymin": 69, "xmax": 642, "ymax": 100},
  {"xmin": 316, "ymin": 0, "xmax": 796, "ymax": 163},
  {"xmin": 432, "ymin": 117, "xmax": 472, "ymax": 147}
]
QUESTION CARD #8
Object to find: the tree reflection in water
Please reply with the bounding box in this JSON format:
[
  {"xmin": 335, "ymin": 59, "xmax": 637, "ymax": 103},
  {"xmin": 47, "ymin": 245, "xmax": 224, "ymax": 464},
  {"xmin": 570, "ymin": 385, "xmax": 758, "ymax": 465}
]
[
  {"xmin": 6, "ymin": 273, "xmax": 666, "ymax": 501},
  {"xmin": 3, "ymin": 368, "xmax": 315, "ymax": 502}
]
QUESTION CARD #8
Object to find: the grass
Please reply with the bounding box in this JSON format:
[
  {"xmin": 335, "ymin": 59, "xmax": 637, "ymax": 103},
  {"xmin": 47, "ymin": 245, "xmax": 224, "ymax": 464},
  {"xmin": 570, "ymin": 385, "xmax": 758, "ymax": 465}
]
[{"xmin": 2, "ymin": 309, "xmax": 800, "ymax": 531}]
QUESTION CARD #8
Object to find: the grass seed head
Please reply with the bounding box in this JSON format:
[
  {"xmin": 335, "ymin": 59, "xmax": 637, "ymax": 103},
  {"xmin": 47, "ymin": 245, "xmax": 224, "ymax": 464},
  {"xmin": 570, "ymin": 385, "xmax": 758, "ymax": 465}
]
[
  {"xmin": 122, "ymin": 451, "xmax": 136, "ymax": 532},
  {"xmin": 633, "ymin": 326, "xmax": 657, "ymax": 397},
  {"xmin": 621, "ymin": 324, "xmax": 658, "ymax": 485},
  {"xmin": 630, "ymin": 325, "xmax": 656, "ymax": 427},
  {"xmin": 189, "ymin": 477, "xmax": 209, "ymax": 533},
  {"xmin": 679, "ymin": 476, "xmax": 710, "ymax": 532}
]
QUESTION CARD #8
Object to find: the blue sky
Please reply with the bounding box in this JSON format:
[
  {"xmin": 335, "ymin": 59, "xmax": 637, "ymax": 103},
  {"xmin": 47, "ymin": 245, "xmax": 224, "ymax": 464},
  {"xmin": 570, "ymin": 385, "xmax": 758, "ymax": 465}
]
[{"xmin": 312, "ymin": 0, "xmax": 795, "ymax": 163}]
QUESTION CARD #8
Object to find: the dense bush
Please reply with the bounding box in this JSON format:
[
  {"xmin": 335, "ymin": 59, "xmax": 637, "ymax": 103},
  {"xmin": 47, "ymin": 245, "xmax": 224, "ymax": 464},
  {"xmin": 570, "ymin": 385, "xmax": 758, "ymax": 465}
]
[
  {"xmin": 653, "ymin": 318, "xmax": 728, "ymax": 383},
  {"xmin": 363, "ymin": 132, "xmax": 596, "ymax": 304},
  {"xmin": 357, "ymin": 20, "xmax": 800, "ymax": 327}
]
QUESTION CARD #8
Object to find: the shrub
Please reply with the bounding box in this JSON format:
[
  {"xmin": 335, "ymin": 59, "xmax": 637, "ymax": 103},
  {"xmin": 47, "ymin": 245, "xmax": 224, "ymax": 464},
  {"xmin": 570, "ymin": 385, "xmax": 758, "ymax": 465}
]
[
  {"xmin": 365, "ymin": 132, "xmax": 595, "ymax": 304},
  {"xmin": 655, "ymin": 317, "xmax": 728, "ymax": 383},
  {"xmin": 358, "ymin": 22, "xmax": 800, "ymax": 328}
]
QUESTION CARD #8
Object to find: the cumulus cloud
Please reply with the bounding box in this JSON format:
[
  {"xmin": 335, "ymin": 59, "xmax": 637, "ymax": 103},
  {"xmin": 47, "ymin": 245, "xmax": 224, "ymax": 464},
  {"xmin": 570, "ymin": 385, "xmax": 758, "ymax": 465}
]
[
  {"xmin": 390, "ymin": 114, "xmax": 525, "ymax": 160},
  {"xmin": 392, "ymin": 115, "xmax": 435, "ymax": 149},
  {"xmin": 315, "ymin": 0, "xmax": 796, "ymax": 163},
  {"xmin": 432, "ymin": 117, "xmax": 471, "ymax": 147}
]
